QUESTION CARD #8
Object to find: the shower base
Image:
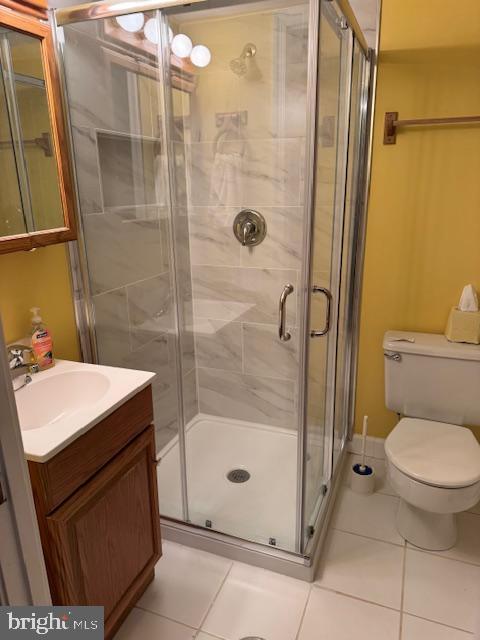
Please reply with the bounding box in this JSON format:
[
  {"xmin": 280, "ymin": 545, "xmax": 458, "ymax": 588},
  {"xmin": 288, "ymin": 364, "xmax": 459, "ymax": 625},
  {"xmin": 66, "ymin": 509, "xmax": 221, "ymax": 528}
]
[{"xmin": 157, "ymin": 414, "xmax": 317, "ymax": 552}]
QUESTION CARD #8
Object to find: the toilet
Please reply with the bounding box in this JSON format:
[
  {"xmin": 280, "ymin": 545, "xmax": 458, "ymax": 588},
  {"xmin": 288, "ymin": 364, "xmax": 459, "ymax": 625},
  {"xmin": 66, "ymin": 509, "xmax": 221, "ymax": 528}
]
[{"xmin": 383, "ymin": 330, "xmax": 480, "ymax": 551}]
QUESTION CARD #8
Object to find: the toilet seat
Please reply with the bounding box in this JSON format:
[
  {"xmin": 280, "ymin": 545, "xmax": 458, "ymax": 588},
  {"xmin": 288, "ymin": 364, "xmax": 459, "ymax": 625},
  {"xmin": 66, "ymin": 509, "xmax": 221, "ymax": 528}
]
[{"xmin": 385, "ymin": 417, "xmax": 480, "ymax": 489}]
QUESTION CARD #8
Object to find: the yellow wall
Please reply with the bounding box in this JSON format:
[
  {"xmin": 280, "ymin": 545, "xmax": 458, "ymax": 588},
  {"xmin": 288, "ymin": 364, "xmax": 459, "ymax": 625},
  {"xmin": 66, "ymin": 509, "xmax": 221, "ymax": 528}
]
[
  {"xmin": 0, "ymin": 244, "xmax": 80, "ymax": 361},
  {"xmin": 0, "ymin": 33, "xmax": 80, "ymax": 363},
  {"xmin": 354, "ymin": 0, "xmax": 480, "ymax": 440}
]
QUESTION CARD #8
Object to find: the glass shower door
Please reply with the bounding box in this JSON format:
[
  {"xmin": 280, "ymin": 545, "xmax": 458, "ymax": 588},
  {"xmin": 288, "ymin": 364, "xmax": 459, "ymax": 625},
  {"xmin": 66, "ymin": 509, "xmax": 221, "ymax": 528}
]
[
  {"xmin": 163, "ymin": 0, "xmax": 311, "ymax": 552},
  {"xmin": 303, "ymin": 0, "xmax": 352, "ymax": 540},
  {"xmin": 60, "ymin": 13, "xmax": 190, "ymax": 523}
]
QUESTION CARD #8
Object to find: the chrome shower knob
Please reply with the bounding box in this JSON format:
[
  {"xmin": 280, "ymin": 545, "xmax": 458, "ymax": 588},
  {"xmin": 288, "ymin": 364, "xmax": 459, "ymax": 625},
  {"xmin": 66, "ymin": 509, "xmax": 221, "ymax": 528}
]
[{"xmin": 233, "ymin": 209, "xmax": 267, "ymax": 247}]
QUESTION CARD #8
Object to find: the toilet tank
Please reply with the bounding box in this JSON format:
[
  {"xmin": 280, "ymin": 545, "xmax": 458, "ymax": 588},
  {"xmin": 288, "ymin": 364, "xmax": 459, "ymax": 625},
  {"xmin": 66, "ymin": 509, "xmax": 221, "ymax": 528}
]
[{"xmin": 384, "ymin": 330, "xmax": 480, "ymax": 426}]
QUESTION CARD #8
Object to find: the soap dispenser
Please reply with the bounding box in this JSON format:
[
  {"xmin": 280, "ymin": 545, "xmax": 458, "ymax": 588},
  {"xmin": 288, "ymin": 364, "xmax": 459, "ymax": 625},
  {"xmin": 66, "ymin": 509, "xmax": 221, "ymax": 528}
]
[{"xmin": 30, "ymin": 307, "xmax": 54, "ymax": 370}]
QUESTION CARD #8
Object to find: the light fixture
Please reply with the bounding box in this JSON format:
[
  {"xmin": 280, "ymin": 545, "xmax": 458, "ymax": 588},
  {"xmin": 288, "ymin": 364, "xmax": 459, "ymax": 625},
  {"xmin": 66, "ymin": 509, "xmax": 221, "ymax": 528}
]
[
  {"xmin": 190, "ymin": 44, "xmax": 211, "ymax": 68},
  {"xmin": 144, "ymin": 18, "xmax": 160, "ymax": 44},
  {"xmin": 171, "ymin": 33, "xmax": 193, "ymax": 58},
  {"xmin": 168, "ymin": 26, "xmax": 174, "ymax": 43},
  {"xmin": 115, "ymin": 12, "xmax": 145, "ymax": 33}
]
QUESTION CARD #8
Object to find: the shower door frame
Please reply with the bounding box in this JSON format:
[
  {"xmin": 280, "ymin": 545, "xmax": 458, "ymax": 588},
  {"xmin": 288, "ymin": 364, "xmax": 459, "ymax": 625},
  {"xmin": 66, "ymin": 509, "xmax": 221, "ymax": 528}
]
[
  {"xmin": 54, "ymin": 0, "xmax": 376, "ymax": 577},
  {"xmin": 302, "ymin": 26, "xmax": 374, "ymax": 563},
  {"xmin": 298, "ymin": 0, "xmax": 355, "ymax": 554}
]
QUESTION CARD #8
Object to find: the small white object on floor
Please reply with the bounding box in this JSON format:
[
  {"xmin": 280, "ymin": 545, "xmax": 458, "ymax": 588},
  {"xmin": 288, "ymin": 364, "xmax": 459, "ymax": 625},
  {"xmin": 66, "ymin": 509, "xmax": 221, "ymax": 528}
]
[{"xmin": 351, "ymin": 416, "xmax": 376, "ymax": 494}]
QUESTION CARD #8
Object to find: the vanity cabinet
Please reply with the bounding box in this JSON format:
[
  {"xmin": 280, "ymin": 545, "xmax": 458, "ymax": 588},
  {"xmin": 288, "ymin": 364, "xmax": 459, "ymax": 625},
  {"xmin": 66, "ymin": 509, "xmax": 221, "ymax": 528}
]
[{"xmin": 28, "ymin": 385, "xmax": 161, "ymax": 639}]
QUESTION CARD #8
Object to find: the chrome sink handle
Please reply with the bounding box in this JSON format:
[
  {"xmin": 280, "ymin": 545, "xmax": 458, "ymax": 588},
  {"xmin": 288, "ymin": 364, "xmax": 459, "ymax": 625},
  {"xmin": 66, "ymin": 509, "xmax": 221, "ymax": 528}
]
[
  {"xmin": 279, "ymin": 284, "xmax": 294, "ymax": 342},
  {"xmin": 7, "ymin": 344, "xmax": 39, "ymax": 380}
]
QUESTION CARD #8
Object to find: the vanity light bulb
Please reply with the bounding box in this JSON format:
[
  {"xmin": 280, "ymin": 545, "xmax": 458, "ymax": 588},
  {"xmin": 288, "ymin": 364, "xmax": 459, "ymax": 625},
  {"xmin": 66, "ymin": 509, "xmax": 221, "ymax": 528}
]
[
  {"xmin": 171, "ymin": 33, "xmax": 193, "ymax": 58},
  {"xmin": 115, "ymin": 12, "xmax": 145, "ymax": 33},
  {"xmin": 144, "ymin": 18, "xmax": 160, "ymax": 44},
  {"xmin": 190, "ymin": 44, "xmax": 211, "ymax": 68}
]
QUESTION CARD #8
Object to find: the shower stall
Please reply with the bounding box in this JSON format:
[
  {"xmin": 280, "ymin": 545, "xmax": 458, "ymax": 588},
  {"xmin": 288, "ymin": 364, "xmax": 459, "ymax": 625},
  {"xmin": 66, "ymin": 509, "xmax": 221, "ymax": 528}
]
[{"xmin": 54, "ymin": 0, "xmax": 372, "ymax": 578}]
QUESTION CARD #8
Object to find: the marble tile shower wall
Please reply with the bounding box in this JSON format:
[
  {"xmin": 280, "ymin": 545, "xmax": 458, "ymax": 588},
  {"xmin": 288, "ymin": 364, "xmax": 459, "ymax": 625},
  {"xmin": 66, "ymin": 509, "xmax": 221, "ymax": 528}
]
[
  {"xmin": 188, "ymin": 215, "xmax": 304, "ymax": 429},
  {"xmin": 186, "ymin": 135, "xmax": 306, "ymax": 431},
  {"xmin": 63, "ymin": 23, "xmax": 198, "ymax": 451}
]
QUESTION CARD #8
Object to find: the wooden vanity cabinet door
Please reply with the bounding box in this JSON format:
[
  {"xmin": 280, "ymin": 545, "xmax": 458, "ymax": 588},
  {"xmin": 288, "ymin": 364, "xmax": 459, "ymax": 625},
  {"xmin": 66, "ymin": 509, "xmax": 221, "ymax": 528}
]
[{"xmin": 46, "ymin": 426, "xmax": 161, "ymax": 637}]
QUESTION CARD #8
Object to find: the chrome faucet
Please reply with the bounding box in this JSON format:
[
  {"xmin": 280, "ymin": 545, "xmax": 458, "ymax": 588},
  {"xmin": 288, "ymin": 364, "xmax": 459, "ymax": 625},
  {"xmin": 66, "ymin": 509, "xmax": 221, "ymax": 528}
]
[{"xmin": 7, "ymin": 344, "xmax": 39, "ymax": 389}]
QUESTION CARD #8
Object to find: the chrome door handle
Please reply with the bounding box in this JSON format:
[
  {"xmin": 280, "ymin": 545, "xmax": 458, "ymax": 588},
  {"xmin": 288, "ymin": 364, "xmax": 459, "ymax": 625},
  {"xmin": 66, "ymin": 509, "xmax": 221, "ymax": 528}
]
[
  {"xmin": 278, "ymin": 284, "xmax": 294, "ymax": 342},
  {"xmin": 310, "ymin": 286, "xmax": 333, "ymax": 337}
]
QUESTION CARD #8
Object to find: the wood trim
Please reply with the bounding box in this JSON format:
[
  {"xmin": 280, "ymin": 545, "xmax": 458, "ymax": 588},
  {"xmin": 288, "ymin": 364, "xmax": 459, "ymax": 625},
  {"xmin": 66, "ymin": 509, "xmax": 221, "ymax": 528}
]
[
  {"xmin": 0, "ymin": 7, "xmax": 78, "ymax": 254},
  {"xmin": 0, "ymin": 0, "xmax": 47, "ymax": 20},
  {"xmin": 0, "ymin": 227, "xmax": 76, "ymax": 254},
  {"xmin": 28, "ymin": 385, "xmax": 153, "ymax": 514}
]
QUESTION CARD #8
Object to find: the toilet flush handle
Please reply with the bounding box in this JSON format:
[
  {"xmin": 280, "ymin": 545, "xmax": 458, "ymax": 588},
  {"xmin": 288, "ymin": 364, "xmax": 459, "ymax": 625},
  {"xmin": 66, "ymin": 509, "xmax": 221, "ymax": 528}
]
[{"xmin": 384, "ymin": 352, "xmax": 402, "ymax": 362}]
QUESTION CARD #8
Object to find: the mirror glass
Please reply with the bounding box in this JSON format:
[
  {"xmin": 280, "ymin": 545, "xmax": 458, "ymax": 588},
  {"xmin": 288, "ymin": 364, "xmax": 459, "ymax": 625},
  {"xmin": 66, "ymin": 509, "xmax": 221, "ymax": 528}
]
[
  {"xmin": 0, "ymin": 27, "xmax": 64, "ymax": 237},
  {"xmin": 0, "ymin": 40, "xmax": 24, "ymax": 237}
]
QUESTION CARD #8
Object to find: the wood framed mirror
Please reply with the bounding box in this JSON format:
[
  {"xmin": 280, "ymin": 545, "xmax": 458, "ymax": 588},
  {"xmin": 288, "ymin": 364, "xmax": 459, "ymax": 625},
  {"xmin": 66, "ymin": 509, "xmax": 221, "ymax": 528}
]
[{"xmin": 0, "ymin": 4, "xmax": 76, "ymax": 253}]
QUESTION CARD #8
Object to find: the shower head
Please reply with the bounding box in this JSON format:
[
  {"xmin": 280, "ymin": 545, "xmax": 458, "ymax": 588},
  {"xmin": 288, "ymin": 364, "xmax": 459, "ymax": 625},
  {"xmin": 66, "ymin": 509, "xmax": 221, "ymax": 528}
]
[{"xmin": 230, "ymin": 43, "xmax": 257, "ymax": 77}]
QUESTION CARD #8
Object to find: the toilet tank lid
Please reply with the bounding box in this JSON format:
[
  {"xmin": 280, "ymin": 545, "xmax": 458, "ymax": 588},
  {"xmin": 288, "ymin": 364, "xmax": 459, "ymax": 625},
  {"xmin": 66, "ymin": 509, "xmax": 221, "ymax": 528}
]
[{"xmin": 383, "ymin": 330, "xmax": 480, "ymax": 361}]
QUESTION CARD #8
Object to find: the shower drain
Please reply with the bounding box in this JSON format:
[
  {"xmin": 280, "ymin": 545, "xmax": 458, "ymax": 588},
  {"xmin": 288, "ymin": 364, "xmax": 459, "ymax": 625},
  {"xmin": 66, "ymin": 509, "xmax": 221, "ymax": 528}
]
[{"xmin": 226, "ymin": 468, "xmax": 251, "ymax": 483}]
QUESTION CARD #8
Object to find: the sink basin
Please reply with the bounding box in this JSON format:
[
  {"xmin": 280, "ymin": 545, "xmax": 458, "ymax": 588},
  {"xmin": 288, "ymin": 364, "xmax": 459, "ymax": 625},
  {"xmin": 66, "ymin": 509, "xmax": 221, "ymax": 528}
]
[
  {"xmin": 16, "ymin": 370, "xmax": 111, "ymax": 430},
  {"xmin": 14, "ymin": 360, "xmax": 156, "ymax": 462}
]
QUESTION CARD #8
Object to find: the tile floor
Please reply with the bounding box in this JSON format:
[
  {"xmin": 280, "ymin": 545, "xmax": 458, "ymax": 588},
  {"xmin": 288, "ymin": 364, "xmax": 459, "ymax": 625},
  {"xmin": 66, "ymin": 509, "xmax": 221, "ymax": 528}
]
[{"xmin": 116, "ymin": 452, "xmax": 480, "ymax": 640}]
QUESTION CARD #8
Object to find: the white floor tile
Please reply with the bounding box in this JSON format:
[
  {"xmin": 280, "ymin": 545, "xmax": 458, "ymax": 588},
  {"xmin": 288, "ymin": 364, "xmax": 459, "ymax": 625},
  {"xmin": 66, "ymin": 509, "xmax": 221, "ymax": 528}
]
[
  {"xmin": 404, "ymin": 549, "xmax": 480, "ymax": 631},
  {"xmin": 137, "ymin": 541, "xmax": 232, "ymax": 628},
  {"xmin": 298, "ymin": 588, "xmax": 400, "ymax": 640},
  {"xmin": 332, "ymin": 486, "xmax": 403, "ymax": 545},
  {"xmin": 401, "ymin": 614, "xmax": 473, "ymax": 639},
  {"xmin": 201, "ymin": 562, "xmax": 310, "ymax": 640},
  {"xmin": 196, "ymin": 634, "xmax": 222, "ymax": 640},
  {"xmin": 315, "ymin": 530, "xmax": 404, "ymax": 609},
  {"xmin": 345, "ymin": 454, "xmax": 396, "ymax": 496},
  {"xmin": 409, "ymin": 512, "xmax": 480, "ymax": 566},
  {"xmin": 114, "ymin": 608, "xmax": 196, "ymax": 640}
]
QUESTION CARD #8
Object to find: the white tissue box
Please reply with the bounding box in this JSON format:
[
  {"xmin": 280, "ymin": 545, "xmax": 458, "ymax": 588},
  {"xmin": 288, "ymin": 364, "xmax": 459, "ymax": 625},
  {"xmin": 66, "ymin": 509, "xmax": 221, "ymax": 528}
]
[{"xmin": 445, "ymin": 307, "xmax": 480, "ymax": 344}]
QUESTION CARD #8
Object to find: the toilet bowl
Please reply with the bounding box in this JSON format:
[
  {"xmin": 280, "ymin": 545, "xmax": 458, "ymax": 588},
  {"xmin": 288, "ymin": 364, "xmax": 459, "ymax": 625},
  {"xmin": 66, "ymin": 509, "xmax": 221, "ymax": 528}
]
[{"xmin": 385, "ymin": 417, "xmax": 480, "ymax": 550}]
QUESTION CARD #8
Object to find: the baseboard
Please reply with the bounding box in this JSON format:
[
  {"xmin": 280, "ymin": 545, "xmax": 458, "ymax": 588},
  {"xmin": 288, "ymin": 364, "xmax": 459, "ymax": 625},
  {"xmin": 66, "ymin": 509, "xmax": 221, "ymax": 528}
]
[{"xmin": 348, "ymin": 433, "xmax": 386, "ymax": 459}]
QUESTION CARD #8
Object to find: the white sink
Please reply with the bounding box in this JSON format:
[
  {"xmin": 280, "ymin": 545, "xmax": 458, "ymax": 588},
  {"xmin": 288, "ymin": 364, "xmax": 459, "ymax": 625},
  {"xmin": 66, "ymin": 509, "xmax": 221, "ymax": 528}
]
[
  {"xmin": 16, "ymin": 370, "xmax": 111, "ymax": 430},
  {"xmin": 15, "ymin": 360, "xmax": 156, "ymax": 462}
]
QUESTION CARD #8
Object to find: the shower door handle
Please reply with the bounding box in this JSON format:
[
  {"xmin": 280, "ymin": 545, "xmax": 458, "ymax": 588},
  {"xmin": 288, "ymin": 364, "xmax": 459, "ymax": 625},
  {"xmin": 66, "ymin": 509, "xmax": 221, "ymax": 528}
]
[
  {"xmin": 278, "ymin": 284, "xmax": 294, "ymax": 342},
  {"xmin": 310, "ymin": 286, "xmax": 332, "ymax": 338}
]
